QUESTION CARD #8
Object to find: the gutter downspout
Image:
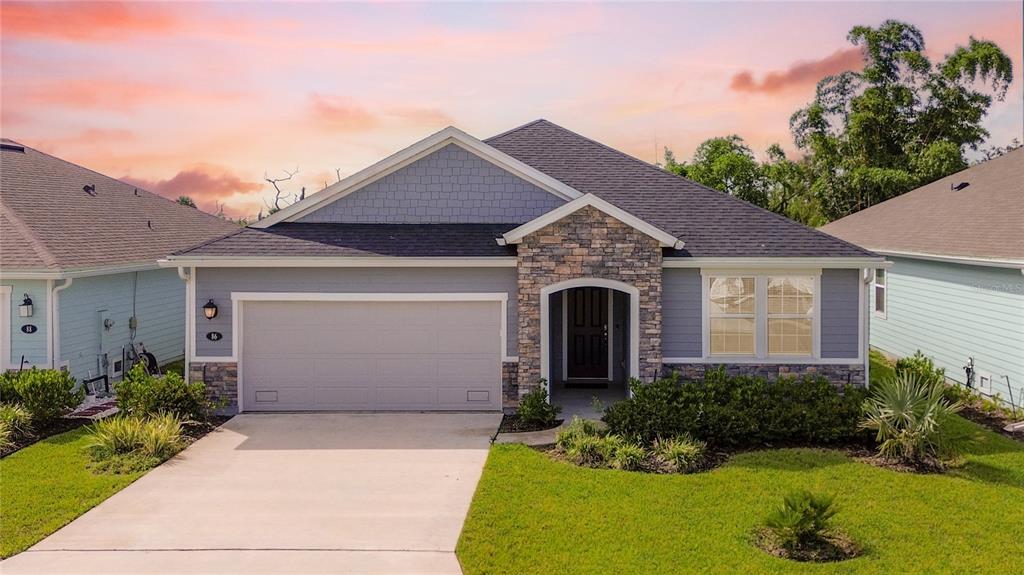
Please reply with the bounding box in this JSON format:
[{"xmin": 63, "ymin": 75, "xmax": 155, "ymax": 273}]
[
  {"xmin": 50, "ymin": 278, "xmax": 73, "ymax": 369},
  {"xmin": 176, "ymin": 267, "xmax": 192, "ymax": 383}
]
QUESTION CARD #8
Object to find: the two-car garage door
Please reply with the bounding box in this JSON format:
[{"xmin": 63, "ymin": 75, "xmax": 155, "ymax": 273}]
[{"xmin": 240, "ymin": 299, "xmax": 502, "ymax": 411}]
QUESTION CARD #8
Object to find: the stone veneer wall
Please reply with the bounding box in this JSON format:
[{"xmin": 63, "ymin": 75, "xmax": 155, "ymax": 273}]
[
  {"xmin": 502, "ymin": 361, "xmax": 519, "ymax": 412},
  {"xmin": 515, "ymin": 205, "xmax": 663, "ymax": 401},
  {"xmin": 661, "ymin": 363, "xmax": 866, "ymax": 388},
  {"xmin": 189, "ymin": 362, "xmax": 239, "ymax": 413}
]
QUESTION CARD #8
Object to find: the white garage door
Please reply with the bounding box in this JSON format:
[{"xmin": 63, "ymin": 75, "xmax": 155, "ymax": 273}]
[{"xmin": 240, "ymin": 300, "xmax": 502, "ymax": 411}]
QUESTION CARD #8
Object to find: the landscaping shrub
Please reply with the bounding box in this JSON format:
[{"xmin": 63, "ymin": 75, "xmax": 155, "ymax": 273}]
[
  {"xmin": 5, "ymin": 368, "xmax": 83, "ymax": 423},
  {"xmin": 0, "ymin": 403, "xmax": 33, "ymax": 438},
  {"xmin": 764, "ymin": 490, "xmax": 838, "ymax": 552},
  {"xmin": 555, "ymin": 417, "xmax": 602, "ymax": 449},
  {"xmin": 115, "ymin": 364, "xmax": 214, "ymax": 421},
  {"xmin": 652, "ymin": 435, "xmax": 706, "ymax": 473},
  {"xmin": 861, "ymin": 373, "xmax": 963, "ymax": 467},
  {"xmin": 0, "ymin": 371, "xmax": 20, "ymax": 404},
  {"xmin": 895, "ymin": 350, "xmax": 945, "ymax": 387},
  {"xmin": 87, "ymin": 413, "xmax": 184, "ymax": 474},
  {"xmin": 515, "ymin": 379, "xmax": 562, "ymax": 428},
  {"xmin": 602, "ymin": 369, "xmax": 866, "ymax": 448},
  {"xmin": 610, "ymin": 441, "xmax": 646, "ymax": 471}
]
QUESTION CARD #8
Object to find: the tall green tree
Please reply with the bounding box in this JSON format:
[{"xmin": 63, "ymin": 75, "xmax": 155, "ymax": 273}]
[
  {"xmin": 663, "ymin": 135, "xmax": 768, "ymax": 207},
  {"xmin": 790, "ymin": 20, "xmax": 1012, "ymax": 219}
]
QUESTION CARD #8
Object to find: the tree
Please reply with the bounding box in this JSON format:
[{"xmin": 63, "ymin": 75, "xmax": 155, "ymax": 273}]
[
  {"xmin": 790, "ymin": 20, "xmax": 1012, "ymax": 219},
  {"xmin": 262, "ymin": 168, "xmax": 306, "ymax": 217},
  {"xmin": 176, "ymin": 196, "xmax": 197, "ymax": 208},
  {"xmin": 663, "ymin": 136, "xmax": 768, "ymax": 207}
]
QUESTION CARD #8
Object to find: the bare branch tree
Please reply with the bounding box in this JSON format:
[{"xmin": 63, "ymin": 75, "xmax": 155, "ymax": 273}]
[
  {"xmin": 263, "ymin": 167, "xmax": 299, "ymax": 214},
  {"xmin": 335, "ymin": 168, "xmax": 343, "ymax": 182}
]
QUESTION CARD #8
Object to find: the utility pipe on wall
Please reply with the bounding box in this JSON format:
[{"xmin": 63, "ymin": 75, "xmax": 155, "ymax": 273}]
[{"xmin": 50, "ymin": 278, "xmax": 73, "ymax": 369}]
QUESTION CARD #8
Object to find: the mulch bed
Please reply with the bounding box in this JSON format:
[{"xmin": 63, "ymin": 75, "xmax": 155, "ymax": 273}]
[
  {"xmin": 753, "ymin": 528, "xmax": 862, "ymax": 562},
  {"xmin": 1, "ymin": 417, "xmax": 94, "ymax": 459},
  {"xmin": 958, "ymin": 403, "xmax": 1024, "ymax": 443},
  {"xmin": 181, "ymin": 416, "xmax": 233, "ymax": 445},
  {"xmin": 498, "ymin": 414, "xmax": 564, "ymax": 433}
]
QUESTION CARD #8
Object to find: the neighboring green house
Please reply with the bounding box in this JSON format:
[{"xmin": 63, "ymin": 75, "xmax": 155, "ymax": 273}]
[
  {"xmin": 0, "ymin": 139, "xmax": 239, "ymax": 385},
  {"xmin": 822, "ymin": 149, "xmax": 1024, "ymax": 405}
]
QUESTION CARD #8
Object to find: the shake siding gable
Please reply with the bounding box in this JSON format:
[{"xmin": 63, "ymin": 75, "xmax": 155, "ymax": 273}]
[{"xmin": 297, "ymin": 144, "xmax": 565, "ymax": 224}]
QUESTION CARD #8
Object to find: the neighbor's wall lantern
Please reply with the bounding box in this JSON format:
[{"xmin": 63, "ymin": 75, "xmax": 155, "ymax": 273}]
[
  {"xmin": 202, "ymin": 299, "xmax": 219, "ymax": 320},
  {"xmin": 18, "ymin": 294, "xmax": 34, "ymax": 318}
]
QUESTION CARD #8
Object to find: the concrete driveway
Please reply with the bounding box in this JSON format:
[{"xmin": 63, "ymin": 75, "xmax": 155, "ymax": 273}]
[{"xmin": 3, "ymin": 413, "xmax": 501, "ymax": 574}]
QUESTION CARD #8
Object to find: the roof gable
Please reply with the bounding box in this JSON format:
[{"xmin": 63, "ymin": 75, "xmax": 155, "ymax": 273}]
[
  {"xmin": 501, "ymin": 193, "xmax": 683, "ymax": 248},
  {"xmin": 252, "ymin": 126, "xmax": 583, "ymax": 228},
  {"xmin": 294, "ymin": 143, "xmax": 565, "ymax": 224}
]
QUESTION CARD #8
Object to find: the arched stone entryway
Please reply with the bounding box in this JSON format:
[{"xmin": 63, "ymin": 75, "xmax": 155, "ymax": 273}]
[{"xmin": 513, "ymin": 204, "xmax": 664, "ymax": 407}]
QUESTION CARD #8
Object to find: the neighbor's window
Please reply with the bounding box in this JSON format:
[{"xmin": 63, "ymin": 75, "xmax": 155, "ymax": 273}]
[
  {"xmin": 767, "ymin": 276, "xmax": 814, "ymax": 356},
  {"xmin": 709, "ymin": 277, "xmax": 755, "ymax": 355},
  {"xmin": 874, "ymin": 269, "xmax": 886, "ymax": 317}
]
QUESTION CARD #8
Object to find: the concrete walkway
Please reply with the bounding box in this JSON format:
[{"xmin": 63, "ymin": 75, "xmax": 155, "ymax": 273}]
[{"xmin": 3, "ymin": 413, "xmax": 502, "ymax": 574}]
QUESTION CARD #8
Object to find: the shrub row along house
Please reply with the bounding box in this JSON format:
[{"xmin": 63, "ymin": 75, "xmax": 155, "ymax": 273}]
[
  {"xmin": 159, "ymin": 120, "xmax": 884, "ymax": 413},
  {"xmin": 0, "ymin": 139, "xmax": 238, "ymax": 385},
  {"xmin": 822, "ymin": 148, "xmax": 1024, "ymax": 404}
]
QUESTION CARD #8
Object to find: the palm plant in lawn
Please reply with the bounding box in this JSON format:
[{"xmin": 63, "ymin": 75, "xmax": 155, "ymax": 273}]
[
  {"xmin": 861, "ymin": 373, "xmax": 963, "ymax": 467},
  {"xmin": 764, "ymin": 491, "xmax": 839, "ymax": 552}
]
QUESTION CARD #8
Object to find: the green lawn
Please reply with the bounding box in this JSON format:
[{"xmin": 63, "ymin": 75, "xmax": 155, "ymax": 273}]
[
  {"xmin": 0, "ymin": 428, "xmax": 144, "ymax": 558},
  {"xmin": 457, "ymin": 353, "xmax": 1024, "ymax": 574}
]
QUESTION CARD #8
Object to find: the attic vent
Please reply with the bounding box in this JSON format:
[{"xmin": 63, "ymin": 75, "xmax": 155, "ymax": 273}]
[
  {"xmin": 83, "ymin": 184, "xmax": 97, "ymax": 196},
  {"xmin": 0, "ymin": 142, "xmax": 25, "ymax": 153}
]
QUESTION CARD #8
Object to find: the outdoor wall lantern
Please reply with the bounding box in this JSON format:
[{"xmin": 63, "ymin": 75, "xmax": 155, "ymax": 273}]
[
  {"xmin": 18, "ymin": 294, "xmax": 33, "ymax": 318},
  {"xmin": 203, "ymin": 299, "xmax": 219, "ymax": 320}
]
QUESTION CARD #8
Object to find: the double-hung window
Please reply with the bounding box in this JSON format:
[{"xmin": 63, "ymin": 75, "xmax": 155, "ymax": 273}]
[
  {"xmin": 708, "ymin": 277, "xmax": 756, "ymax": 355},
  {"xmin": 706, "ymin": 273, "xmax": 818, "ymax": 358}
]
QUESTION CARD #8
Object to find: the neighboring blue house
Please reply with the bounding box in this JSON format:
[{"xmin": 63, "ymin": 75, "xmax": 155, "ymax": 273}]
[
  {"xmin": 0, "ymin": 139, "xmax": 239, "ymax": 386},
  {"xmin": 823, "ymin": 149, "xmax": 1024, "ymax": 405}
]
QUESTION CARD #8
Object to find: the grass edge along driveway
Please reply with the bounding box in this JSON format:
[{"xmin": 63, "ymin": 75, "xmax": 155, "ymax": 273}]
[{"xmin": 0, "ymin": 427, "xmax": 145, "ymax": 558}]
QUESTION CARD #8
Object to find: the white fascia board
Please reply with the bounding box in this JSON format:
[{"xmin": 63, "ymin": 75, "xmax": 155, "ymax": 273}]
[
  {"xmin": 663, "ymin": 257, "xmax": 890, "ymax": 269},
  {"xmin": 159, "ymin": 256, "xmax": 517, "ymax": 268},
  {"xmin": 502, "ymin": 193, "xmax": 684, "ymax": 249},
  {"xmin": 1, "ymin": 261, "xmax": 160, "ymax": 280},
  {"xmin": 870, "ymin": 249, "xmax": 1024, "ymax": 270},
  {"xmin": 252, "ymin": 126, "xmax": 583, "ymax": 228}
]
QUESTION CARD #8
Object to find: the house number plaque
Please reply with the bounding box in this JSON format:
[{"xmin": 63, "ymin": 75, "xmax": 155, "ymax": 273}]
[
  {"xmin": 21, "ymin": 324, "xmax": 38, "ymax": 334},
  {"xmin": 206, "ymin": 332, "xmax": 223, "ymax": 341}
]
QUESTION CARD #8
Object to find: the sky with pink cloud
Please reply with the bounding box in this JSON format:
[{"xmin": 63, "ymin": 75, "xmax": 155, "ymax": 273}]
[{"xmin": 2, "ymin": 1, "xmax": 1021, "ymax": 217}]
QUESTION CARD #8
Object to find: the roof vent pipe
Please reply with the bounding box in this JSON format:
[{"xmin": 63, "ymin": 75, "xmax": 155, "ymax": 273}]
[
  {"xmin": 951, "ymin": 182, "xmax": 969, "ymax": 191},
  {"xmin": 83, "ymin": 184, "xmax": 97, "ymax": 196}
]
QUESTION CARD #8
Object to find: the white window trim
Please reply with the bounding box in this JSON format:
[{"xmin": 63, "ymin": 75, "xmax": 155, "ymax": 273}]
[
  {"xmin": 873, "ymin": 268, "xmax": 887, "ymax": 319},
  {"xmin": 700, "ymin": 270, "xmax": 821, "ymax": 362}
]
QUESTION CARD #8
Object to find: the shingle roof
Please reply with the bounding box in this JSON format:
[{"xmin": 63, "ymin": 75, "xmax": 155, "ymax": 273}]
[
  {"xmin": 174, "ymin": 223, "xmax": 516, "ymax": 257},
  {"xmin": 820, "ymin": 148, "xmax": 1024, "ymax": 261},
  {"xmin": 0, "ymin": 140, "xmax": 240, "ymax": 272},
  {"xmin": 485, "ymin": 120, "xmax": 875, "ymax": 258}
]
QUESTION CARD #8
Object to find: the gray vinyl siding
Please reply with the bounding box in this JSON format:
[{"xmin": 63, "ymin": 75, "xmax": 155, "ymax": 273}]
[
  {"xmin": 871, "ymin": 256, "xmax": 1024, "ymax": 402},
  {"xmin": 59, "ymin": 269, "xmax": 185, "ymax": 383},
  {"xmin": 661, "ymin": 267, "xmax": 862, "ymax": 360},
  {"xmin": 662, "ymin": 268, "xmax": 702, "ymax": 358},
  {"xmin": 2, "ymin": 278, "xmax": 49, "ymax": 368},
  {"xmin": 297, "ymin": 144, "xmax": 565, "ymax": 224},
  {"xmin": 194, "ymin": 267, "xmax": 518, "ymax": 357},
  {"xmin": 820, "ymin": 269, "xmax": 862, "ymax": 358}
]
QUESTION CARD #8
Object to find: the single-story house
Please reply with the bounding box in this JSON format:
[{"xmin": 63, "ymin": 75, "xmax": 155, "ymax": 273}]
[
  {"xmin": 0, "ymin": 139, "xmax": 240, "ymax": 385},
  {"xmin": 161, "ymin": 120, "xmax": 885, "ymax": 413},
  {"xmin": 822, "ymin": 148, "xmax": 1024, "ymax": 404}
]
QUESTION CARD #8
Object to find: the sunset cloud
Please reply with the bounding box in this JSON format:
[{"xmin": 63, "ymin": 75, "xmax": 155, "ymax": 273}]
[
  {"xmin": 123, "ymin": 165, "xmax": 263, "ymax": 216},
  {"xmin": 730, "ymin": 48, "xmax": 864, "ymax": 94},
  {"xmin": 2, "ymin": 2, "xmax": 179, "ymax": 42},
  {"xmin": 308, "ymin": 95, "xmax": 454, "ymax": 132}
]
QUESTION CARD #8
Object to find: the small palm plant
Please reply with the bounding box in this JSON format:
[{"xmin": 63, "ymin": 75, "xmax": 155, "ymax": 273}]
[
  {"xmin": 860, "ymin": 372, "xmax": 963, "ymax": 466},
  {"xmin": 765, "ymin": 491, "xmax": 838, "ymax": 552}
]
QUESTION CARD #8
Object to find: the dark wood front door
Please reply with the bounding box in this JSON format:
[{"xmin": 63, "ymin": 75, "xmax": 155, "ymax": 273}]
[{"xmin": 567, "ymin": 287, "xmax": 609, "ymax": 379}]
